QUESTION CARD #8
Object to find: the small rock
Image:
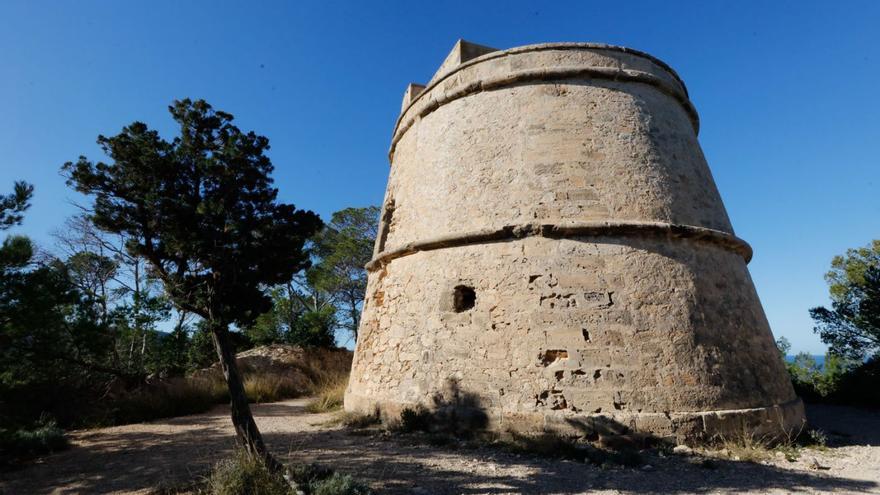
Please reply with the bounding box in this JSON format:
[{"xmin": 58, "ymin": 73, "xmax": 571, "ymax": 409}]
[{"xmin": 673, "ymin": 445, "xmax": 693, "ymax": 455}]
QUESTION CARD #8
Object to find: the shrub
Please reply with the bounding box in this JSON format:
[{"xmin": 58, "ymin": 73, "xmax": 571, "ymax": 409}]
[
  {"xmin": 826, "ymin": 356, "xmax": 880, "ymax": 407},
  {"xmin": 777, "ymin": 338, "xmax": 880, "ymax": 407},
  {"xmin": 206, "ymin": 450, "xmax": 290, "ymax": 495},
  {"xmin": 308, "ymin": 473, "xmax": 371, "ymax": 495},
  {"xmin": 0, "ymin": 417, "xmax": 69, "ymax": 464},
  {"xmin": 205, "ymin": 452, "xmax": 372, "ymax": 495},
  {"xmin": 289, "ymin": 463, "xmax": 372, "ymax": 495}
]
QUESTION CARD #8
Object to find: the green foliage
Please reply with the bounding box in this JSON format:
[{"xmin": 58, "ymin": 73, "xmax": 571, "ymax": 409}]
[
  {"xmin": 188, "ymin": 324, "xmax": 220, "ymax": 371},
  {"xmin": 776, "ymin": 336, "xmax": 791, "ymax": 360},
  {"xmin": 776, "ymin": 339, "xmax": 878, "ymax": 406},
  {"xmin": 826, "ymin": 355, "xmax": 880, "ymax": 407},
  {"xmin": 289, "ymin": 463, "xmax": 372, "ymax": 495},
  {"xmin": 205, "ymin": 451, "xmax": 372, "ymax": 495},
  {"xmin": 0, "ymin": 416, "xmax": 68, "ymax": 464},
  {"xmin": 810, "ymin": 240, "xmax": 880, "ymax": 360},
  {"xmin": 0, "ymin": 184, "xmax": 118, "ymax": 427},
  {"xmin": 64, "ymin": 99, "xmax": 323, "ymax": 460},
  {"xmin": 288, "ymin": 304, "xmax": 337, "ymax": 347},
  {"xmin": 63, "ymin": 98, "xmax": 323, "ymax": 329},
  {"xmin": 150, "ymin": 325, "xmax": 191, "ymax": 377},
  {"xmin": 775, "ymin": 239, "xmax": 880, "ymax": 407},
  {"xmin": 246, "ymin": 283, "xmax": 337, "ymax": 348},
  {"xmin": 308, "ymin": 473, "xmax": 371, "ymax": 495},
  {"xmin": 309, "ymin": 207, "xmax": 379, "ymax": 342},
  {"xmin": 206, "ymin": 450, "xmax": 291, "ymax": 495},
  {"xmin": 0, "ymin": 180, "xmax": 33, "ymax": 229}
]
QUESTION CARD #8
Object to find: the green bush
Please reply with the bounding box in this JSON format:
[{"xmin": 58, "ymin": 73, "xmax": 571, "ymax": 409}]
[
  {"xmin": 0, "ymin": 417, "xmax": 68, "ymax": 464},
  {"xmin": 777, "ymin": 338, "xmax": 879, "ymax": 407},
  {"xmin": 308, "ymin": 473, "xmax": 371, "ymax": 495},
  {"xmin": 827, "ymin": 356, "xmax": 880, "ymax": 407},
  {"xmin": 206, "ymin": 450, "xmax": 290, "ymax": 495},
  {"xmin": 205, "ymin": 452, "xmax": 372, "ymax": 495},
  {"xmin": 785, "ymin": 354, "xmax": 880, "ymax": 407},
  {"xmin": 289, "ymin": 463, "xmax": 372, "ymax": 495}
]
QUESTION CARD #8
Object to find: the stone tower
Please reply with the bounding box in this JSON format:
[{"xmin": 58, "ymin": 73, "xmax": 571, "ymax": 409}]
[{"xmin": 345, "ymin": 41, "xmax": 804, "ymax": 442}]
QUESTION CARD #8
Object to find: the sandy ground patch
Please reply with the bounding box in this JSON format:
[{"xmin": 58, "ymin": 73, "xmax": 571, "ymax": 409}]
[{"xmin": 1, "ymin": 401, "xmax": 878, "ymax": 494}]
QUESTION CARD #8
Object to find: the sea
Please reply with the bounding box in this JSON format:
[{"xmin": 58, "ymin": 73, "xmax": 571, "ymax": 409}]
[{"xmin": 785, "ymin": 354, "xmax": 826, "ymax": 369}]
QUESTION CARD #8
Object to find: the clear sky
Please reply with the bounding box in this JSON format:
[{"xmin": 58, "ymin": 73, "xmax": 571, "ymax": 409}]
[{"xmin": 1, "ymin": 1, "xmax": 877, "ymax": 354}]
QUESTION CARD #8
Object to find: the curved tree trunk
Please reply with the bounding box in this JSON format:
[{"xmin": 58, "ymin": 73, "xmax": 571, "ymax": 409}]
[{"xmin": 210, "ymin": 323, "xmax": 282, "ymax": 471}]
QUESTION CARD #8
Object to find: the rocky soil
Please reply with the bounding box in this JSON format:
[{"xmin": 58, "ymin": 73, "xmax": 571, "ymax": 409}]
[{"xmin": 1, "ymin": 402, "xmax": 877, "ymax": 494}]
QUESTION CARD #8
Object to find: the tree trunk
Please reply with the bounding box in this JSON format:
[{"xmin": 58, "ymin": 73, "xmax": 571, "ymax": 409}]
[{"xmin": 209, "ymin": 322, "xmax": 282, "ymax": 471}]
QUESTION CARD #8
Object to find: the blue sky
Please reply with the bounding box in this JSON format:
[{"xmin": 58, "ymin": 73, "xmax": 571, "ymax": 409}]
[{"xmin": 1, "ymin": 1, "xmax": 877, "ymax": 353}]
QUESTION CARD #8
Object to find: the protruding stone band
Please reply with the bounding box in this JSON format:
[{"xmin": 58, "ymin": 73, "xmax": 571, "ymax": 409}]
[
  {"xmin": 366, "ymin": 221, "xmax": 753, "ymax": 272},
  {"xmin": 390, "ymin": 42, "xmax": 700, "ymax": 162}
]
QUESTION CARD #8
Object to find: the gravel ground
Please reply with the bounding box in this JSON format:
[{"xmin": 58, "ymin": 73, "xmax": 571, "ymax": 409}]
[{"xmin": 1, "ymin": 401, "xmax": 878, "ymax": 494}]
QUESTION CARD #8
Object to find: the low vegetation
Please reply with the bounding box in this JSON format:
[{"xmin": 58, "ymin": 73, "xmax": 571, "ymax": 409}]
[
  {"xmin": 206, "ymin": 450, "xmax": 291, "ymax": 495},
  {"xmin": 305, "ymin": 375, "xmax": 348, "ymax": 414},
  {"xmin": 204, "ymin": 450, "xmax": 371, "ymax": 495},
  {"xmin": 1, "ymin": 128, "xmax": 377, "ymax": 471},
  {"xmin": 768, "ymin": 239, "xmax": 880, "ymax": 408},
  {"xmin": 777, "ymin": 339, "xmax": 880, "ymax": 407},
  {"xmin": 0, "ymin": 417, "xmax": 69, "ymax": 465},
  {"xmin": 712, "ymin": 426, "xmax": 828, "ymax": 464},
  {"xmin": 99, "ymin": 350, "xmax": 351, "ymax": 427},
  {"xmin": 326, "ymin": 411, "xmax": 381, "ymax": 429}
]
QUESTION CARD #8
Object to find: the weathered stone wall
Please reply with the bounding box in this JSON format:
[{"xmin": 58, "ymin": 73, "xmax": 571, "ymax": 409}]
[{"xmin": 346, "ymin": 41, "xmax": 804, "ymax": 443}]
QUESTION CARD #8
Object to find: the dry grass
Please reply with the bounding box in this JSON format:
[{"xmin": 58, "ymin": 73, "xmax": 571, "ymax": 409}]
[
  {"xmin": 105, "ymin": 370, "xmax": 320, "ymax": 426},
  {"xmin": 102, "ymin": 348, "xmax": 351, "ymax": 426},
  {"xmin": 305, "ymin": 374, "xmax": 349, "ymax": 413},
  {"xmin": 324, "ymin": 411, "xmax": 381, "ymax": 429},
  {"xmin": 243, "ymin": 373, "xmax": 304, "ymax": 403},
  {"xmin": 717, "ymin": 431, "xmax": 777, "ymax": 463},
  {"xmin": 107, "ymin": 376, "xmax": 229, "ymax": 425},
  {"xmin": 714, "ymin": 423, "xmax": 823, "ymax": 464}
]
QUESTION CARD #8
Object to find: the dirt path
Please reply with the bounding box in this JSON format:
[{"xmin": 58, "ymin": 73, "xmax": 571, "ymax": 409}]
[{"xmin": 1, "ymin": 401, "xmax": 878, "ymax": 494}]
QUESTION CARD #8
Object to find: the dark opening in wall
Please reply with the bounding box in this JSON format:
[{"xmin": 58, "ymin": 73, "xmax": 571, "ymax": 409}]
[{"xmin": 453, "ymin": 285, "xmax": 476, "ymax": 312}]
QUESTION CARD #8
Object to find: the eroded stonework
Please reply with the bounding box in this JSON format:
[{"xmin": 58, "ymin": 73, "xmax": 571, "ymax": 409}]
[{"xmin": 345, "ymin": 40, "xmax": 804, "ymax": 443}]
